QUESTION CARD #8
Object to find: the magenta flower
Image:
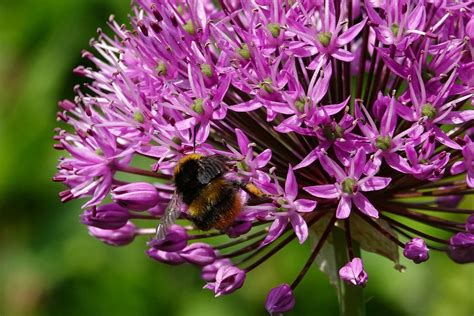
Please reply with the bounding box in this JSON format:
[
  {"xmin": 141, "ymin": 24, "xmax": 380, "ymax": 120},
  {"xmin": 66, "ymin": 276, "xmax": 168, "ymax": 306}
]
[
  {"xmin": 88, "ymin": 221, "xmax": 136, "ymax": 246},
  {"xmin": 112, "ymin": 182, "xmax": 160, "ymax": 211},
  {"xmin": 448, "ymin": 233, "xmax": 474, "ymax": 264},
  {"xmin": 204, "ymin": 265, "xmax": 246, "ymax": 297},
  {"xmin": 339, "ymin": 257, "xmax": 368, "ymax": 287},
  {"xmin": 148, "ymin": 224, "xmax": 188, "ymax": 252},
  {"xmin": 180, "ymin": 242, "xmax": 217, "ymax": 266},
  {"xmin": 403, "ymin": 238, "xmax": 429, "ymax": 264},
  {"xmin": 56, "ymin": 0, "xmax": 474, "ymax": 313},
  {"xmin": 304, "ymin": 149, "xmax": 391, "ymax": 219},
  {"xmin": 81, "ymin": 203, "xmax": 130, "ymax": 230},
  {"xmin": 451, "ymin": 136, "xmax": 474, "ymax": 188},
  {"xmin": 466, "ymin": 214, "xmax": 474, "ymax": 234},
  {"xmin": 265, "ymin": 284, "xmax": 295, "ymax": 314}
]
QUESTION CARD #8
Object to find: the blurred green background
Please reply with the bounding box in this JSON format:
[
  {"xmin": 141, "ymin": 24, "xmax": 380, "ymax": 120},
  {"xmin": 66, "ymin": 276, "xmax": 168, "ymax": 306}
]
[{"xmin": 0, "ymin": 1, "xmax": 473, "ymax": 315}]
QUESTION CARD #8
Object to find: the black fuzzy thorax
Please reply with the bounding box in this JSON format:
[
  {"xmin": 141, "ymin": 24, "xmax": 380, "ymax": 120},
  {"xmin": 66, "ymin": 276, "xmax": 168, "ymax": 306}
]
[{"xmin": 174, "ymin": 155, "xmax": 227, "ymax": 205}]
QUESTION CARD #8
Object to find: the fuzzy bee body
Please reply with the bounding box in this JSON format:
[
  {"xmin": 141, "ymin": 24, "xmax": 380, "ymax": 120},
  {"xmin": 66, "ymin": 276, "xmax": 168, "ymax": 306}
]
[
  {"xmin": 155, "ymin": 154, "xmax": 264, "ymax": 239},
  {"xmin": 173, "ymin": 154, "xmax": 242, "ymax": 231}
]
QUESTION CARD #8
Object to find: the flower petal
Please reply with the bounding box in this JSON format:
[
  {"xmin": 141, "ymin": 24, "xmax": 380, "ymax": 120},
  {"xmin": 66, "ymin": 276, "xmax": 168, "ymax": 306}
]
[
  {"xmin": 254, "ymin": 149, "xmax": 272, "ymax": 169},
  {"xmin": 304, "ymin": 184, "xmax": 339, "ymax": 199},
  {"xmin": 260, "ymin": 217, "xmax": 288, "ymax": 247},
  {"xmin": 294, "ymin": 199, "xmax": 317, "ymax": 213},
  {"xmin": 289, "ymin": 212, "xmax": 308, "ymax": 244},
  {"xmin": 336, "ymin": 196, "xmax": 352, "ymax": 219},
  {"xmin": 285, "ymin": 165, "xmax": 298, "ymax": 201},
  {"xmin": 359, "ymin": 176, "xmax": 392, "ymax": 192},
  {"xmin": 235, "ymin": 128, "xmax": 250, "ymax": 155},
  {"xmin": 337, "ymin": 18, "xmax": 367, "ymax": 46},
  {"xmin": 353, "ymin": 193, "xmax": 379, "ymax": 218}
]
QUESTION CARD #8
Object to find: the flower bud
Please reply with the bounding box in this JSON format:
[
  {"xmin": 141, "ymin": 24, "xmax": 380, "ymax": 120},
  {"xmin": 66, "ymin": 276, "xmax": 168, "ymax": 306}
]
[
  {"xmin": 265, "ymin": 284, "xmax": 295, "ymax": 314},
  {"xmin": 112, "ymin": 182, "xmax": 159, "ymax": 211},
  {"xmin": 81, "ymin": 203, "xmax": 129, "ymax": 229},
  {"xmin": 225, "ymin": 220, "xmax": 252, "ymax": 238},
  {"xmin": 147, "ymin": 248, "xmax": 185, "ymax": 265},
  {"xmin": 448, "ymin": 233, "xmax": 474, "ymax": 263},
  {"xmin": 403, "ymin": 238, "xmax": 429, "ymax": 263},
  {"xmin": 88, "ymin": 221, "xmax": 136, "ymax": 246},
  {"xmin": 204, "ymin": 265, "xmax": 246, "ymax": 297},
  {"xmin": 436, "ymin": 189, "xmax": 463, "ymax": 208},
  {"xmin": 180, "ymin": 242, "xmax": 216, "ymax": 266},
  {"xmin": 201, "ymin": 259, "xmax": 232, "ymax": 282},
  {"xmin": 339, "ymin": 257, "xmax": 368, "ymax": 286},
  {"xmin": 465, "ymin": 214, "xmax": 474, "ymax": 234},
  {"xmin": 148, "ymin": 225, "xmax": 188, "ymax": 252}
]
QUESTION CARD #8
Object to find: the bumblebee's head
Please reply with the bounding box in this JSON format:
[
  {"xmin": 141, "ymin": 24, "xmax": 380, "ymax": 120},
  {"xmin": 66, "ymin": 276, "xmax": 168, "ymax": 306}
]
[{"xmin": 174, "ymin": 153, "xmax": 203, "ymax": 177}]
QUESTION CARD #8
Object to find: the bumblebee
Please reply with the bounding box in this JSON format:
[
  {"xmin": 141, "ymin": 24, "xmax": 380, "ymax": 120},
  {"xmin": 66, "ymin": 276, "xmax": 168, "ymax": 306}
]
[{"xmin": 156, "ymin": 154, "xmax": 263, "ymax": 239}]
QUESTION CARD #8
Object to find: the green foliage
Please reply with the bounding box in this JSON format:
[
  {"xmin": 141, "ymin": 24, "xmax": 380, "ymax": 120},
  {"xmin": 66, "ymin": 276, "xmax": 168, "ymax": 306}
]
[{"xmin": 0, "ymin": 1, "xmax": 472, "ymax": 315}]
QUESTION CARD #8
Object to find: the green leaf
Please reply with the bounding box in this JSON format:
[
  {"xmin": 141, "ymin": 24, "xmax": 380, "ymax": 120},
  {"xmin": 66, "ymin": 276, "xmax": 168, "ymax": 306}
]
[
  {"xmin": 310, "ymin": 213, "xmax": 339, "ymax": 288},
  {"xmin": 340, "ymin": 213, "xmax": 401, "ymax": 266}
]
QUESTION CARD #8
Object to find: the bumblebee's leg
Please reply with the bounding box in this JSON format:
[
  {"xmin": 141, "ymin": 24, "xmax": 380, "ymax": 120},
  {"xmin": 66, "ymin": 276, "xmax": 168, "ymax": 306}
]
[{"xmin": 233, "ymin": 181, "xmax": 273, "ymax": 205}]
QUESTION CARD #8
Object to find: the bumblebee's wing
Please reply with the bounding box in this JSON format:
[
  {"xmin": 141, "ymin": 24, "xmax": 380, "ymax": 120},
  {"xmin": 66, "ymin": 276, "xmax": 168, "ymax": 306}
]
[
  {"xmin": 196, "ymin": 155, "xmax": 227, "ymax": 184},
  {"xmin": 155, "ymin": 192, "xmax": 180, "ymax": 240}
]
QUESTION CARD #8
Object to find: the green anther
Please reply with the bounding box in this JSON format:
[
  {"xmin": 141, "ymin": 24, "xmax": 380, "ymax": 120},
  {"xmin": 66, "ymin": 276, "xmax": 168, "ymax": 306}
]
[
  {"xmin": 259, "ymin": 78, "xmax": 274, "ymax": 94},
  {"xmin": 317, "ymin": 32, "xmax": 332, "ymax": 47},
  {"xmin": 422, "ymin": 103, "xmax": 437, "ymax": 120},
  {"xmin": 133, "ymin": 111, "xmax": 145, "ymax": 123},
  {"xmin": 236, "ymin": 161, "xmax": 249, "ymax": 172},
  {"xmin": 237, "ymin": 44, "xmax": 251, "ymax": 59},
  {"xmin": 376, "ymin": 135, "xmax": 392, "ymax": 151},
  {"xmin": 323, "ymin": 124, "xmax": 344, "ymax": 141},
  {"xmin": 200, "ymin": 63, "xmax": 213, "ymax": 77},
  {"xmin": 422, "ymin": 69, "xmax": 435, "ymax": 81},
  {"xmin": 267, "ymin": 23, "xmax": 281, "ymax": 38},
  {"xmin": 295, "ymin": 97, "xmax": 307, "ymax": 112},
  {"xmin": 176, "ymin": 4, "xmax": 184, "ymax": 14},
  {"xmin": 341, "ymin": 178, "xmax": 357, "ymax": 195},
  {"xmin": 391, "ymin": 23, "xmax": 400, "ymax": 36},
  {"xmin": 334, "ymin": 124, "xmax": 344, "ymax": 139},
  {"xmin": 156, "ymin": 61, "xmax": 167, "ymax": 76},
  {"xmin": 171, "ymin": 137, "xmax": 182, "ymax": 146},
  {"xmin": 420, "ymin": 158, "xmax": 429, "ymax": 164},
  {"xmin": 95, "ymin": 148, "xmax": 104, "ymax": 156},
  {"xmin": 183, "ymin": 20, "xmax": 195, "ymax": 35},
  {"xmin": 192, "ymin": 98, "xmax": 204, "ymax": 114}
]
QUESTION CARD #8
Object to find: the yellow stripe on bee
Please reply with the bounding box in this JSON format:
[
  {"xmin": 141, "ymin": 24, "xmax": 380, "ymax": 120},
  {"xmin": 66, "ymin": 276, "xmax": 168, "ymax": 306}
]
[
  {"xmin": 245, "ymin": 183, "xmax": 264, "ymax": 197},
  {"xmin": 188, "ymin": 179, "xmax": 226, "ymax": 217},
  {"xmin": 174, "ymin": 153, "xmax": 203, "ymax": 175}
]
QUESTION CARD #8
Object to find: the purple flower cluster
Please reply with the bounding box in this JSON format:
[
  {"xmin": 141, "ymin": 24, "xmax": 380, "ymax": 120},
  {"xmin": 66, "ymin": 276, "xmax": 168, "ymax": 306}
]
[{"xmin": 55, "ymin": 0, "xmax": 474, "ymax": 313}]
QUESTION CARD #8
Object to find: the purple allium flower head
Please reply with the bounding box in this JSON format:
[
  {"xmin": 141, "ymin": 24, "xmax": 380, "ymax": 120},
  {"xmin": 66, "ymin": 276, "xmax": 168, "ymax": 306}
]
[
  {"xmin": 204, "ymin": 265, "xmax": 246, "ymax": 297},
  {"xmin": 56, "ymin": 0, "xmax": 474, "ymax": 311},
  {"xmin": 88, "ymin": 221, "xmax": 136, "ymax": 246},
  {"xmin": 112, "ymin": 182, "xmax": 160, "ymax": 211},
  {"xmin": 448, "ymin": 233, "xmax": 474, "ymax": 264},
  {"xmin": 339, "ymin": 257, "xmax": 368, "ymax": 287},
  {"xmin": 403, "ymin": 238, "xmax": 429, "ymax": 264},
  {"xmin": 148, "ymin": 224, "xmax": 188, "ymax": 252},
  {"xmin": 81, "ymin": 203, "xmax": 129, "ymax": 229},
  {"xmin": 265, "ymin": 283, "xmax": 295, "ymax": 314}
]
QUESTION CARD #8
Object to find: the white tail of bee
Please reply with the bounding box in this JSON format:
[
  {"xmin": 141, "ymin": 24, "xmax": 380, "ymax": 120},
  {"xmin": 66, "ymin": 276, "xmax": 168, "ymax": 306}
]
[{"xmin": 155, "ymin": 192, "xmax": 180, "ymax": 240}]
